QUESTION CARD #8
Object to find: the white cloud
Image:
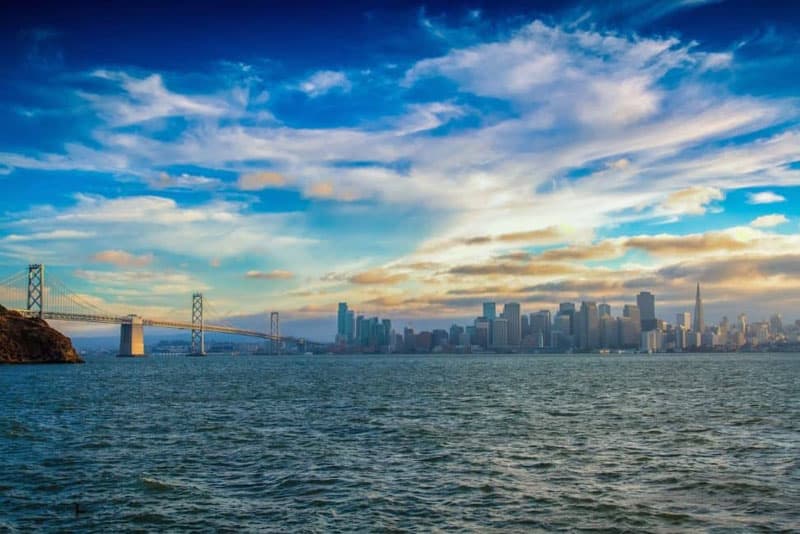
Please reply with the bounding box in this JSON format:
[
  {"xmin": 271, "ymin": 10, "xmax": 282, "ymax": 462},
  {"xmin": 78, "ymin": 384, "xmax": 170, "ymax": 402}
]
[
  {"xmin": 299, "ymin": 70, "xmax": 351, "ymax": 97},
  {"xmin": 747, "ymin": 191, "xmax": 786, "ymax": 204},
  {"xmin": 84, "ymin": 70, "xmax": 227, "ymax": 125},
  {"xmin": 750, "ymin": 214, "xmax": 788, "ymax": 228}
]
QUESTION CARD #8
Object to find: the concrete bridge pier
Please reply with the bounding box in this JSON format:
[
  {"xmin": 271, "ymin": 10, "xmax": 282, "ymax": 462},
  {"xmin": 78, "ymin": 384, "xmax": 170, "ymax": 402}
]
[{"xmin": 118, "ymin": 315, "xmax": 145, "ymax": 357}]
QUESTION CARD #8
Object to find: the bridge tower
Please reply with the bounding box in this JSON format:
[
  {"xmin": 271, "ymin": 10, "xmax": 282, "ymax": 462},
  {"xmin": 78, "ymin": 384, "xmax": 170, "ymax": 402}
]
[
  {"xmin": 191, "ymin": 292, "xmax": 205, "ymax": 355},
  {"xmin": 270, "ymin": 311, "xmax": 280, "ymax": 355},
  {"xmin": 27, "ymin": 264, "xmax": 44, "ymax": 318}
]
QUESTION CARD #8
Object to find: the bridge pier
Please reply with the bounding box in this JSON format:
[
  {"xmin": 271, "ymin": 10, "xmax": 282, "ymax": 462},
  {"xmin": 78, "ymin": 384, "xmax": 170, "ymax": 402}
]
[{"xmin": 118, "ymin": 315, "xmax": 145, "ymax": 357}]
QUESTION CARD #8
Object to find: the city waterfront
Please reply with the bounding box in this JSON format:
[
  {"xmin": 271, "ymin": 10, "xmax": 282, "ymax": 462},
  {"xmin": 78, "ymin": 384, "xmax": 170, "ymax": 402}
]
[{"xmin": 1, "ymin": 353, "xmax": 798, "ymax": 531}]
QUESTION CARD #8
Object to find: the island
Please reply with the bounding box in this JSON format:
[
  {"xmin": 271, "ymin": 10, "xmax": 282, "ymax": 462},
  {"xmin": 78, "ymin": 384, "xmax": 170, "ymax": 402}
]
[{"xmin": 0, "ymin": 305, "xmax": 84, "ymax": 363}]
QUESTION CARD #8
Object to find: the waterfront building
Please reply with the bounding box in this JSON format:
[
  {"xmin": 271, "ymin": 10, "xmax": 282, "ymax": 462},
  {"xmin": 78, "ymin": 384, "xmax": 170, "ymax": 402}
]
[
  {"xmin": 474, "ymin": 317, "xmax": 490, "ymax": 348},
  {"xmin": 599, "ymin": 303, "xmax": 611, "ymax": 318},
  {"xmin": 599, "ymin": 315, "xmax": 618, "ymax": 348},
  {"xmin": 483, "ymin": 302, "xmax": 497, "ymax": 321},
  {"xmin": 492, "ymin": 318, "xmax": 509, "ymax": 348},
  {"xmin": 676, "ymin": 312, "xmax": 691, "ymax": 329},
  {"xmin": 558, "ymin": 302, "xmax": 576, "ymax": 335},
  {"xmin": 337, "ymin": 302, "xmax": 349, "ymax": 343},
  {"xmin": 637, "ymin": 292, "xmax": 656, "ymax": 331},
  {"xmin": 693, "ymin": 283, "xmax": 705, "ymax": 333},
  {"xmin": 531, "ymin": 310, "xmax": 552, "ymax": 348},
  {"xmin": 503, "ymin": 302, "xmax": 521, "ymax": 346},
  {"xmin": 578, "ymin": 301, "xmax": 599, "ymax": 350}
]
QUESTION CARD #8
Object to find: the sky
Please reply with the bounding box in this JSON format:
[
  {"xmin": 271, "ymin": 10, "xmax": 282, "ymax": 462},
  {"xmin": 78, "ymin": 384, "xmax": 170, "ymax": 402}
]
[{"xmin": 1, "ymin": 0, "xmax": 799, "ymax": 340}]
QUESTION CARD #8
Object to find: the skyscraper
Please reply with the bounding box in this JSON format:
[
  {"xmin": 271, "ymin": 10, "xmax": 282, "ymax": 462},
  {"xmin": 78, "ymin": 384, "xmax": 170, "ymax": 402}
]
[
  {"xmin": 599, "ymin": 303, "xmax": 611, "ymax": 318},
  {"xmin": 558, "ymin": 302, "xmax": 576, "ymax": 335},
  {"xmin": 492, "ymin": 318, "xmax": 508, "ymax": 348},
  {"xmin": 637, "ymin": 291, "xmax": 656, "ymax": 331},
  {"xmin": 531, "ymin": 310, "xmax": 551, "ymax": 348},
  {"xmin": 337, "ymin": 302, "xmax": 348, "ymax": 342},
  {"xmin": 503, "ymin": 302, "xmax": 521, "ymax": 346},
  {"xmin": 579, "ymin": 301, "xmax": 599, "ymax": 350},
  {"xmin": 482, "ymin": 302, "xmax": 497, "ymax": 321},
  {"xmin": 676, "ymin": 312, "xmax": 691, "ymax": 329},
  {"xmin": 693, "ymin": 283, "xmax": 705, "ymax": 333}
]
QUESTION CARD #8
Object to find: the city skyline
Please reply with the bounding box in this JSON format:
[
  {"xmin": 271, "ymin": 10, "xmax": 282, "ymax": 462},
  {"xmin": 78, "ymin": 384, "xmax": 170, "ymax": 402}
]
[{"xmin": 1, "ymin": 1, "xmax": 800, "ymax": 340}]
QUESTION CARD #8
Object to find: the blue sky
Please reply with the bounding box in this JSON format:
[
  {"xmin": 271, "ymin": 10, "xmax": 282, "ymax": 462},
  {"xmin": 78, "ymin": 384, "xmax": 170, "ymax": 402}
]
[{"xmin": 1, "ymin": 0, "xmax": 799, "ymax": 338}]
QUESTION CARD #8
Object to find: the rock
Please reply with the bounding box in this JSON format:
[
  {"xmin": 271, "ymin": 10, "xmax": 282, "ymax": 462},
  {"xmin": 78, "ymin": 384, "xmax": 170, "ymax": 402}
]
[{"xmin": 0, "ymin": 305, "xmax": 84, "ymax": 364}]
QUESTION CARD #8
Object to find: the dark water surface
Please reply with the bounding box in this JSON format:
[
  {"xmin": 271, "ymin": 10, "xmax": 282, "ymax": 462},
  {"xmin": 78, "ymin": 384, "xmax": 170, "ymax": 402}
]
[{"xmin": 1, "ymin": 353, "xmax": 799, "ymax": 531}]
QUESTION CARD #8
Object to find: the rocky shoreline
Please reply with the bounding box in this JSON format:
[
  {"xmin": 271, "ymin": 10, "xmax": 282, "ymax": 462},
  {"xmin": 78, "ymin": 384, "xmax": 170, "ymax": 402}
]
[{"xmin": 0, "ymin": 305, "xmax": 84, "ymax": 364}]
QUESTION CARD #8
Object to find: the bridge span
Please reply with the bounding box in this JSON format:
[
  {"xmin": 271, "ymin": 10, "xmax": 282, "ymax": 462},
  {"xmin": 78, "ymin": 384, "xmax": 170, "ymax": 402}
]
[{"xmin": 1, "ymin": 264, "xmax": 321, "ymax": 356}]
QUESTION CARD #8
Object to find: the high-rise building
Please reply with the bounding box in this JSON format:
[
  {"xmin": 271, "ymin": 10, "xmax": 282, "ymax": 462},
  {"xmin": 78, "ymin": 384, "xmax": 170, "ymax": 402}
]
[
  {"xmin": 737, "ymin": 313, "xmax": 747, "ymax": 334},
  {"xmin": 676, "ymin": 312, "xmax": 691, "ymax": 329},
  {"xmin": 552, "ymin": 314, "xmax": 572, "ymax": 349},
  {"xmin": 599, "ymin": 315, "xmax": 618, "ymax": 348},
  {"xmin": 559, "ymin": 302, "xmax": 576, "ymax": 335},
  {"xmin": 599, "ymin": 303, "xmax": 611, "ymax": 318},
  {"xmin": 483, "ymin": 302, "xmax": 497, "ymax": 321},
  {"xmin": 503, "ymin": 302, "xmax": 521, "ymax": 346},
  {"xmin": 449, "ymin": 324, "xmax": 464, "ymax": 345},
  {"xmin": 637, "ymin": 292, "xmax": 656, "ymax": 331},
  {"xmin": 346, "ymin": 310, "xmax": 355, "ymax": 342},
  {"xmin": 578, "ymin": 301, "xmax": 599, "ymax": 350},
  {"xmin": 474, "ymin": 317, "xmax": 490, "ymax": 348},
  {"xmin": 337, "ymin": 302, "xmax": 349, "ymax": 342},
  {"xmin": 770, "ymin": 313, "xmax": 783, "ymax": 335},
  {"xmin": 492, "ymin": 318, "xmax": 509, "ymax": 348},
  {"xmin": 520, "ymin": 315, "xmax": 530, "ymax": 339},
  {"xmin": 531, "ymin": 310, "xmax": 551, "ymax": 348},
  {"xmin": 693, "ymin": 283, "xmax": 705, "ymax": 333}
]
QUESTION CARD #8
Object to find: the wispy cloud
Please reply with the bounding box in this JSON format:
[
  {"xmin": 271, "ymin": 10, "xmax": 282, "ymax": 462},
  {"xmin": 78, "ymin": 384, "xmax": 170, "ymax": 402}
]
[{"xmin": 298, "ymin": 70, "xmax": 351, "ymax": 97}]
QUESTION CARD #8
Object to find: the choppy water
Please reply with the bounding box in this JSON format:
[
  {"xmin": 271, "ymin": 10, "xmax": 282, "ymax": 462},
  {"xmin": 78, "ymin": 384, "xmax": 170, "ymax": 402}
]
[{"xmin": 1, "ymin": 353, "xmax": 799, "ymax": 531}]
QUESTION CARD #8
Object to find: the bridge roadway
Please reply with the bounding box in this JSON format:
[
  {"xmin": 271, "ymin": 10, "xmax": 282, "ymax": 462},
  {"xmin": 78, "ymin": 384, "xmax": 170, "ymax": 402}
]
[{"xmin": 12, "ymin": 309, "xmax": 284, "ymax": 342}]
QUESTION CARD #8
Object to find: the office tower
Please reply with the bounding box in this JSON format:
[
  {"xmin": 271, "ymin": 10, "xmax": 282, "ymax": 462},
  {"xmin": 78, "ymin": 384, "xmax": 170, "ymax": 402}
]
[
  {"xmin": 693, "ymin": 283, "xmax": 705, "ymax": 333},
  {"xmin": 346, "ymin": 310, "xmax": 355, "ymax": 342},
  {"xmin": 737, "ymin": 313, "xmax": 747, "ymax": 334},
  {"xmin": 552, "ymin": 314, "xmax": 572, "ymax": 349},
  {"xmin": 474, "ymin": 317, "xmax": 490, "ymax": 348},
  {"xmin": 520, "ymin": 315, "xmax": 530, "ymax": 339},
  {"xmin": 503, "ymin": 303, "xmax": 521, "ymax": 346},
  {"xmin": 403, "ymin": 327, "xmax": 415, "ymax": 352},
  {"xmin": 622, "ymin": 304, "xmax": 642, "ymax": 347},
  {"xmin": 770, "ymin": 313, "xmax": 783, "ymax": 335},
  {"xmin": 578, "ymin": 302, "xmax": 599, "ymax": 350},
  {"xmin": 337, "ymin": 302, "xmax": 349, "ymax": 342},
  {"xmin": 432, "ymin": 329, "xmax": 449, "ymax": 347},
  {"xmin": 531, "ymin": 310, "xmax": 552, "ymax": 348},
  {"xmin": 450, "ymin": 324, "xmax": 464, "ymax": 345},
  {"xmin": 559, "ymin": 302, "xmax": 576, "ymax": 335},
  {"xmin": 675, "ymin": 325, "xmax": 688, "ymax": 351},
  {"xmin": 676, "ymin": 312, "xmax": 691, "ymax": 329},
  {"xmin": 356, "ymin": 315, "xmax": 365, "ymax": 345},
  {"xmin": 382, "ymin": 319, "xmax": 392, "ymax": 347},
  {"xmin": 492, "ymin": 318, "xmax": 509, "ymax": 348},
  {"xmin": 416, "ymin": 331, "xmax": 432, "ymax": 352},
  {"xmin": 637, "ymin": 291, "xmax": 656, "ymax": 331},
  {"xmin": 599, "ymin": 315, "xmax": 618, "ymax": 348},
  {"xmin": 599, "ymin": 303, "xmax": 611, "ymax": 318},
  {"xmin": 482, "ymin": 302, "xmax": 497, "ymax": 321}
]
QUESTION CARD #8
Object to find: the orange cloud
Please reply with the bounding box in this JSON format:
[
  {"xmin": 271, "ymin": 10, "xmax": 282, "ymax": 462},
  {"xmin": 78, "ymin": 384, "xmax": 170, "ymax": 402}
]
[
  {"xmin": 245, "ymin": 269, "xmax": 294, "ymax": 280},
  {"xmin": 91, "ymin": 249, "xmax": 153, "ymax": 267},
  {"xmin": 237, "ymin": 171, "xmax": 287, "ymax": 191},
  {"xmin": 349, "ymin": 268, "xmax": 409, "ymax": 285}
]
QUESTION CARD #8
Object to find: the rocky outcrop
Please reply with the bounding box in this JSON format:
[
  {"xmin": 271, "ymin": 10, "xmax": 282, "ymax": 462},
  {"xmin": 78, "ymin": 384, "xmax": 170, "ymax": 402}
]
[{"xmin": 0, "ymin": 305, "xmax": 83, "ymax": 363}]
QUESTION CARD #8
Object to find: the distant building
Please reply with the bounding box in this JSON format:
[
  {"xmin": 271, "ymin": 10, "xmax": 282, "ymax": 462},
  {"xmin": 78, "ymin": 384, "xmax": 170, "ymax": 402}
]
[
  {"xmin": 474, "ymin": 317, "xmax": 490, "ymax": 348},
  {"xmin": 531, "ymin": 310, "xmax": 551, "ymax": 348},
  {"xmin": 415, "ymin": 331, "xmax": 432, "ymax": 352},
  {"xmin": 503, "ymin": 302, "xmax": 521, "ymax": 346},
  {"xmin": 676, "ymin": 312, "xmax": 691, "ymax": 330},
  {"xmin": 482, "ymin": 302, "xmax": 496, "ymax": 321},
  {"xmin": 336, "ymin": 302, "xmax": 349, "ymax": 343},
  {"xmin": 578, "ymin": 301, "xmax": 599, "ymax": 350},
  {"xmin": 637, "ymin": 292, "xmax": 656, "ymax": 331},
  {"xmin": 559, "ymin": 302, "xmax": 576, "ymax": 335},
  {"xmin": 599, "ymin": 303, "xmax": 611, "ymax": 318},
  {"xmin": 492, "ymin": 318, "xmax": 509, "ymax": 348},
  {"xmin": 693, "ymin": 283, "xmax": 705, "ymax": 333}
]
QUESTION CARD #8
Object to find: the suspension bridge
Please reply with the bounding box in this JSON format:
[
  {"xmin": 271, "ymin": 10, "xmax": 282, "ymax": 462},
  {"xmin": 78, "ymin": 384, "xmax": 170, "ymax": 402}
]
[{"xmin": 0, "ymin": 264, "xmax": 322, "ymax": 356}]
